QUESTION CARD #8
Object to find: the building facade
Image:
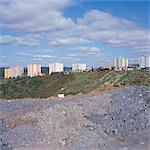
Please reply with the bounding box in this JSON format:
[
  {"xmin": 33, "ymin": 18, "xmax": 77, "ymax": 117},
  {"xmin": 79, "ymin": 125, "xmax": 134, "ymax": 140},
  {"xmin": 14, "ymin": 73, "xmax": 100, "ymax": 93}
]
[
  {"xmin": 49, "ymin": 63, "xmax": 64, "ymax": 74},
  {"xmin": 11, "ymin": 65, "xmax": 24, "ymax": 78},
  {"xmin": 140, "ymin": 55, "xmax": 150, "ymax": 69},
  {"xmin": 4, "ymin": 65, "xmax": 23, "ymax": 78},
  {"xmin": 27, "ymin": 64, "xmax": 41, "ymax": 77},
  {"xmin": 72, "ymin": 63, "xmax": 86, "ymax": 72},
  {"xmin": 4, "ymin": 68, "xmax": 11, "ymax": 78},
  {"xmin": 113, "ymin": 57, "xmax": 128, "ymax": 70}
]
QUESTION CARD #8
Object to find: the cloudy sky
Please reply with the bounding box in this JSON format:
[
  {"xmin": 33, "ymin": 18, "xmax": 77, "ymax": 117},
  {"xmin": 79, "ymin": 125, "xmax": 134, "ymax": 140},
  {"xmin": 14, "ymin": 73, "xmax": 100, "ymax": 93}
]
[{"xmin": 0, "ymin": 0, "xmax": 149, "ymax": 67}]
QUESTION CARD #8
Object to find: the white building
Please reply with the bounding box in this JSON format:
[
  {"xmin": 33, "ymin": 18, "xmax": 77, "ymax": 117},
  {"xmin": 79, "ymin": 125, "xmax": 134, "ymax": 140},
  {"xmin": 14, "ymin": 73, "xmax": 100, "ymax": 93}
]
[
  {"xmin": 140, "ymin": 56, "xmax": 145, "ymax": 69},
  {"xmin": 4, "ymin": 65, "xmax": 23, "ymax": 78},
  {"xmin": 140, "ymin": 55, "xmax": 150, "ymax": 69},
  {"xmin": 27, "ymin": 64, "xmax": 41, "ymax": 77},
  {"xmin": 49, "ymin": 62, "xmax": 64, "ymax": 74},
  {"xmin": 113, "ymin": 57, "xmax": 128, "ymax": 70},
  {"xmin": 4, "ymin": 68, "xmax": 11, "ymax": 78},
  {"xmin": 113, "ymin": 58, "xmax": 117, "ymax": 68},
  {"xmin": 10, "ymin": 65, "xmax": 24, "ymax": 78},
  {"xmin": 72, "ymin": 63, "xmax": 86, "ymax": 72}
]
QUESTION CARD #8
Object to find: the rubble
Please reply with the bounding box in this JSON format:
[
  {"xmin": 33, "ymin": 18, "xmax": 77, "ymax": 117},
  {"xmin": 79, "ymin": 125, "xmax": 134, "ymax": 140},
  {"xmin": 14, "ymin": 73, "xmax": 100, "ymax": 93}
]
[
  {"xmin": 0, "ymin": 86, "xmax": 149, "ymax": 150},
  {"xmin": 86, "ymin": 86, "xmax": 150, "ymax": 140}
]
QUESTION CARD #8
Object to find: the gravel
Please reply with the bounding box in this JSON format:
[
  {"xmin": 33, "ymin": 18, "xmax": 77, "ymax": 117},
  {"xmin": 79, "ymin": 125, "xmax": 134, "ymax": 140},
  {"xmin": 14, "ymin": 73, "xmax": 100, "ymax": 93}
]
[
  {"xmin": 0, "ymin": 86, "xmax": 149, "ymax": 150},
  {"xmin": 85, "ymin": 86, "xmax": 150, "ymax": 140}
]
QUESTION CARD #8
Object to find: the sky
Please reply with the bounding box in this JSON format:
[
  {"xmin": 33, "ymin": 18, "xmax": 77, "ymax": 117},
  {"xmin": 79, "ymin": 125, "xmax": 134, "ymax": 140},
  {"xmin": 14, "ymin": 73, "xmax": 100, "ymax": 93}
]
[{"xmin": 0, "ymin": 0, "xmax": 150, "ymax": 67}]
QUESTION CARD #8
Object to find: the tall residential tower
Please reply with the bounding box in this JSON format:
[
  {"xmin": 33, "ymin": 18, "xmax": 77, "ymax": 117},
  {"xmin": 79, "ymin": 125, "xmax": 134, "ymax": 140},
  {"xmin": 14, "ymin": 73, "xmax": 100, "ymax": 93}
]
[
  {"xmin": 72, "ymin": 63, "xmax": 86, "ymax": 72},
  {"xmin": 49, "ymin": 63, "xmax": 64, "ymax": 74},
  {"xmin": 113, "ymin": 57, "xmax": 128, "ymax": 70},
  {"xmin": 140, "ymin": 55, "xmax": 150, "ymax": 69},
  {"xmin": 4, "ymin": 65, "xmax": 23, "ymax": 78},
  {"xmin": 27, "ymin": 64, "xmax": 41, "ymax": 77}
]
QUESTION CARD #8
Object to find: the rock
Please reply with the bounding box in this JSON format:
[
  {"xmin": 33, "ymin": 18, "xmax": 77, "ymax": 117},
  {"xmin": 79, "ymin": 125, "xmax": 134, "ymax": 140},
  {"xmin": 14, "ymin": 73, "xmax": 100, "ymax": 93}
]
[
  {"xmin": 89, "ymin": 127, "xmax": 94, "ymax": 130},
  {"xmin": 61, "ymin": 111, "xmax": 66, "ymax": 114},
  {"xmin": 139, "ymin": 141, "xmax": 145, "ymax": 145},
  {"xmin": 85, "ymin": 86, "xmax": 150, "ymax": 140},
  {"xmin": 59, "ymin": 140, "xmax": 66, "ymax": 146}
]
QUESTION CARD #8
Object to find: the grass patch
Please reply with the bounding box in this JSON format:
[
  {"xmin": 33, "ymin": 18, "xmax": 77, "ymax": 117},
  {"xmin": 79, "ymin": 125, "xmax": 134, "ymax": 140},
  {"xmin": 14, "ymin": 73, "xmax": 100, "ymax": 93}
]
[{"xmin": 0, "ymin": 70, "xmax": 149, "ymax": 99}]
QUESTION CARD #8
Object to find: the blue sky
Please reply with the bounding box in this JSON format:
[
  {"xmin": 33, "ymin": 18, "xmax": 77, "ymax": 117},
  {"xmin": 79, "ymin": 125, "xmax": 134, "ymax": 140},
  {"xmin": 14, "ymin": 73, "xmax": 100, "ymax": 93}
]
[{"xmin": 0, "ymin": 0, "xmax": 149, "ymax": 67}]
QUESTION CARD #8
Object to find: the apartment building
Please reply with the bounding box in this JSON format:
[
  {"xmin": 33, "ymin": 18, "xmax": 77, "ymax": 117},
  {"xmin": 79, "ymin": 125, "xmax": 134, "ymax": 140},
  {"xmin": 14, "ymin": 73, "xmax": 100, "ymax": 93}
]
[
  {"xmin": 11, "ymin": 65, "xmax": 24, "ymax": 78},
  {"xmin": 4, "ymin": 68, "xmax": 11, "ymax": 78},
  {"xmin": 140, "ymin": 55, "xmax": 150, "ymax": 69},
  {"xmin": 27, "ymin": 64, "xmax": 41, "ymax": 77},
  {"xmin": 4, "ymin": 65, "xmax": 23, "ymax": 78},
  {"xmin": 72, "ymin": 63, "xmax": 86, "ymax": 72},
  {"xmin": 113, "ymin": 57, "xmax": 128, "ymax": 70},
  {"xmin": 49, "ymin": 62, "xmax": 64, "ymax": 74}
]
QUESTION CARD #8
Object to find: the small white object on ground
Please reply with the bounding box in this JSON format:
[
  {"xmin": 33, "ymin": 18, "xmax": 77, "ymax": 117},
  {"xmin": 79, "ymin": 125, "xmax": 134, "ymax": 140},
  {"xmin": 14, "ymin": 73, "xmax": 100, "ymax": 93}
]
[
  {"xmin": 139, "ymin": 141, "xmax": 145, "ymax": 145},
  {"xmin": 61, "ymin": 111, "xmax": 66, "ymax": 114},
  {"xmin": 58, "ymin": 94, "xmax": 65, "ymax": 99}
]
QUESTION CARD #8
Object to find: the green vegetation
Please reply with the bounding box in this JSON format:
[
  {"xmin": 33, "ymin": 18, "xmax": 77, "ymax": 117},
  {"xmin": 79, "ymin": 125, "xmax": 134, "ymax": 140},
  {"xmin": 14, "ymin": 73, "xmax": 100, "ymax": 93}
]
[{"xmin": 0, "ymin": 70, "xmax": 149, "ymax": 99}]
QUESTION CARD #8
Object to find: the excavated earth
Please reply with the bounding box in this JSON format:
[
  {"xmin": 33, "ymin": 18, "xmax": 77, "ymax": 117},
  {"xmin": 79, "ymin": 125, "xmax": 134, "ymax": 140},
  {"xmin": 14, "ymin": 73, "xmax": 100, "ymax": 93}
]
[{"xmin": 0, "ymin": 86, "xmax": 149, "ymax": 150}]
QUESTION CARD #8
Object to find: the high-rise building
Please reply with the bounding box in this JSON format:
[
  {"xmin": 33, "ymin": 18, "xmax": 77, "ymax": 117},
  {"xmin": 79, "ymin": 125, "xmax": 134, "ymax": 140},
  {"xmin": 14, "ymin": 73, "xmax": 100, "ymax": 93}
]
[
  {"xmin": 113, "ymin": 58, "xmax": 117, "ymax": 68},
  {"xmin": 4, "ymin": 68, "xmax": 11, "ymax": 78},
  {"xmin": 4, "ymin": 65, "xmax": 23, "ymax": 78},
  {"xmin": 27, "ymin": 64, "xmax": 41, "ymax": 77},
  {"xmin": 49, "ymin": 62, "xmax": 64, "ymax": 74},
  {"xmin": 113, "ymin": 57, "xmax": 128, "ymax": 70},
  {"xmin": 72, "ymin": 63, "xmax": 86, "ymax": 72},
  {"xmin": 145, "ymin": 55, "xmax": 150, "ymax": 68},
  {"xmin": 140, "ymin": 55, "xmax": 150, "ymax": 69},
  {"xmin": 11, "ymin": 65, "xmax": 24, "ymax": 78}
]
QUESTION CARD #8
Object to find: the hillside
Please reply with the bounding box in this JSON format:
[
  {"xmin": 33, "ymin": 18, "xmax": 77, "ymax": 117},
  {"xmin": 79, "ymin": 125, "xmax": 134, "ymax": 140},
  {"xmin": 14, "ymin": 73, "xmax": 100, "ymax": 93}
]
[{"xmin": 0, "ymin": 70, "xmax": 149, "ymax": 99}]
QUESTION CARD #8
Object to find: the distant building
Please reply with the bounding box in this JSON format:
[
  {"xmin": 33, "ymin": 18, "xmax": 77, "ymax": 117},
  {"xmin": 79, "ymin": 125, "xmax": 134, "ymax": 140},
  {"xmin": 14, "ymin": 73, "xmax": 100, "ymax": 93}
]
[
  {"xmin": 28, "ymin": 64, "xmax": 41, "ymax": 77},
  {"xmin": 4, "ymin": 65, "xmax": 23, "ymax": 78},
  {"xmin": 128, "ymin": 63, "xmax": 139, "ymax": 70},
  {"xmin": 11, "ymin": 65, "xmax": 24, "ymax": 78},
  {"xmin": 72, "ymin": 63, "xmax": 86, "ymax": 72},
  {"xmin": 113, "ymin": 57, "xmax": 128, "ymax": 70},
  {"xmin": 140, "ymin": 55, "xmax": 150, "ymax": 69},
  {"xmin": 49, "ymin": 62, "xmax": 64, "ymax": 74},
  {"xmin": 4, "ymin": 68, "xmax": 11, "ymax": 78}
]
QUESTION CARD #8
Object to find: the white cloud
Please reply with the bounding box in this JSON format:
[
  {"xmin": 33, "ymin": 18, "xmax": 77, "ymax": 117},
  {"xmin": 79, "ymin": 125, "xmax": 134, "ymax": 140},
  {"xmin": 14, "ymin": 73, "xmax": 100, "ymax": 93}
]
[
  {"xmin": 49, "ymin": 37, "xmax": 90, "ymax": 46},
  {"xmin": 60, "ymin": 56, "xmax": 81, "ymax": 62},
  {"xmin": 77, "ymin": 9, "xmax": 137, "ymax": 30},
  {"xmin": 70, "ymin": 46, "xmax": 102, "ymax": 57},
  {"xmin": 72, "ymin": 46, "xmax": 101, "ymax": 52},
  {"xmin": 0, "ymin": 56, "xmax": 8, "ymax": 59},
  {"xmin": 76, "ymin": 10, "xmax": 149, "ymax": 52},
  {"xmin": 34, "ymin": 54, "xmax": 56, "ymax": 59},
  {"xmin": 0, "ymin": 34, "xmax": 41, "ymax": 46},
  {"xmin": 0, "ymin": 0, "xmax": 74, "ymax": 32},
  {"xmin": 47, "ymin": 10, "xmax": 149, "ymax": 54},
  {"xmin": 0, "ymin": 0, "xmax": 149, "ymax": 56}
]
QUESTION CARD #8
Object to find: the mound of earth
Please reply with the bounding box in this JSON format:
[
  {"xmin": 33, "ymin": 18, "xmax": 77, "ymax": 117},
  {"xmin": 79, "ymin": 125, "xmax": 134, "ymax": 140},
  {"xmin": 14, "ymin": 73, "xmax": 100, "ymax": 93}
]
[{"xmin": 0, "ymin": 86, "xmax": 149, "ymax": 150}]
